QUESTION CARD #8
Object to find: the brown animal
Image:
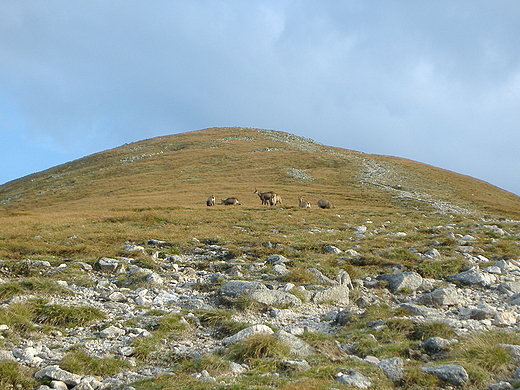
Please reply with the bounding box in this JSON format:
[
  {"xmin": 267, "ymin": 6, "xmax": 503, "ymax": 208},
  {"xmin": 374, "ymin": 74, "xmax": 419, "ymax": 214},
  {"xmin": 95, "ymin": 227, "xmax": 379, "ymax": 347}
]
[
  {"xmin": 221, "ymin": 197, "xmax": 241, "ymax": 205},
  {"xmin": 270, "ymin": 194, "xmax": 282, "ymax": 206},
  {"xmin": 317, "ymin": 199, "xmax": 334, "ymax": 209},
  {"xmin": 254, "ymin": 188, "xmax": 275, "ymax": 205},
  {"xmin": 206, "ymin": 195, "xmax": 215, "ymax": 206},
  {"xmin": 298, "ymin": 196, "xmax": 311, "ymax": 208}
]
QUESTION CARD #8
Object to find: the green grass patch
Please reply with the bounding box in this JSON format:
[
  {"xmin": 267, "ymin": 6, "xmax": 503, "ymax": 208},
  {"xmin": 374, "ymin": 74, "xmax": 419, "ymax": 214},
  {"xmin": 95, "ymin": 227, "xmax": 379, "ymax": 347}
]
[
  {"xmin": 0, "ymin": 360, "xmax": 37, "ymax": 390},
  {"xmin": 226, "ymin": 334, "xmax": 290, "ymax": 364},
  {"xmin": 61, "ymin": 349, "xmax": 130, "ymax": 376},
  {"xmin": 0, "ymin": 277, "xmax": 72, "ymax": 300},
  {"xmin": 450, "ymin": 330, "xmax": 520, "ymax": 377},
  {"xmin": 33, "ymin": 301, "xmax": 106, "ymax": 327},
  {"xmin": 408, "ymin": 321, "xmax": 456, "ymax": 341},
  {"xmin": 415, "ymin": 258, "xmax": 465, "ymax": 279}
]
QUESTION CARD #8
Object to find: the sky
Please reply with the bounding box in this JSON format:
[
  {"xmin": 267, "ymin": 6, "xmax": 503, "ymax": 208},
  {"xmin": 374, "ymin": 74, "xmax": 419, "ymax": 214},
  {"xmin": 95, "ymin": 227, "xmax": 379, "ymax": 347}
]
[{"xmin": 1, "ymin": 1, "xmax": 520, "ymax": 196}]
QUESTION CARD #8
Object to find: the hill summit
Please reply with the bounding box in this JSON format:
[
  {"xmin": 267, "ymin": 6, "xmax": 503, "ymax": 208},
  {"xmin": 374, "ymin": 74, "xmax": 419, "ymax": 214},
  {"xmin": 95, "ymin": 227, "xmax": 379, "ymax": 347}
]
[{"xmin": 1, "ymin": 127, "xmax": 519, "ymax": 218}]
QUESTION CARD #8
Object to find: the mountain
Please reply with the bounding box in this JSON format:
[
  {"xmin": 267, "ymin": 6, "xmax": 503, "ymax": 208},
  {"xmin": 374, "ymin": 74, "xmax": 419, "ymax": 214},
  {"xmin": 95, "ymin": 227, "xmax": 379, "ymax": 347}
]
[
  {"xmin": 2, "ymin": 127, "xmax": 520, "ymax": 389},
  {"xmin": 1, "ymin": 127, "xmax": 519, "ymax": 218}
]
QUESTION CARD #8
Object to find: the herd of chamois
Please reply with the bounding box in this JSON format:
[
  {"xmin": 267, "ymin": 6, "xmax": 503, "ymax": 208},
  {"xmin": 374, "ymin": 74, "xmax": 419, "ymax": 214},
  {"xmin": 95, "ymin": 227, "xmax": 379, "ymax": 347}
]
[{"xmin": 205, "ymin": 189, "xmax": 334, "ymax": 209}]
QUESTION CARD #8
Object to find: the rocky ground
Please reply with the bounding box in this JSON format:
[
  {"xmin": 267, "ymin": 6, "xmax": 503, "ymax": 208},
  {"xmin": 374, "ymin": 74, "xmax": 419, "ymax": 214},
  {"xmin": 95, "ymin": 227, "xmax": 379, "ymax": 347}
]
[{"xmin": 2, "ymin": 218, "xmax": 520, "ymax": 389}]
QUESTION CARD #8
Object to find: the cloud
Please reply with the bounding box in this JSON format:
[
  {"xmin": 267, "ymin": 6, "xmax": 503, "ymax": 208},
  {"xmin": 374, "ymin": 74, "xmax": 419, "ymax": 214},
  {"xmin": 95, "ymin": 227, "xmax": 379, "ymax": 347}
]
[{"xmin": 1, "ymin": 1, "xmax": 520, "ymax": 194}]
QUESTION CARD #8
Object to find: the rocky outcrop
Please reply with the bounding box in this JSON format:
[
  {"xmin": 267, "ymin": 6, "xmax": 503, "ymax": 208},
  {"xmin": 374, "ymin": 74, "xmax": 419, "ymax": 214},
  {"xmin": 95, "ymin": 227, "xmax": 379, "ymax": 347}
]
[{"xmin": 2, "ymin": 217, "xmax": 520, "ymax": 389}]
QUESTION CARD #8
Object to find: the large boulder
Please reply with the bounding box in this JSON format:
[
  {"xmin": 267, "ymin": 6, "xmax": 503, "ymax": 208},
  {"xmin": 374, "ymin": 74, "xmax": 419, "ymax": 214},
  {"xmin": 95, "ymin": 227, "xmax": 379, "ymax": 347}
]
[
  {"xmin": 335, "ymin": 370, "xmax": 372, "ymax": 388},
  {"xmin": 422, "ymin": 337, "xmax": 454, "ymax": 353},
  {"xmin": 248, "ymin": 289, "xmax": 302, "ymax": 307},
  {"xmin": 419, "ymin": 286, "xmax": 459, "ymax": 307},
  {"xmin": 35, "ymin": 366, "xmax": 82, "ymax": 387},
  {"xmin": 337, "ymin": 269, "xmax": 354, "ymax": 288},
  {"xmin": 378, "ymin": 357, "xmax": 404, "ymax": 382},
  {"xmin": 421, "ymin": 364, "xmax": 468, "ymax": 386},
  {"xmin": 376, "ymin": 272, "xmax": 423, "ymax": 293},
  {"xmin": 499, "ymin": 281, "xmax": 520, "ymax": 295},
  {"xmin": 93, "ymin": 257, "xmax": 126, "ymax": 274},
  {"xmin": 446, "ymin": 268, "xmax": 496, "ymax": 287},
  {"xmin": 307, "ymin": 268, "xmax": 337, "ymax": 286},
  {"xmin": 219, "ymin": 280, "xmax": 267, "ymax": 298},
  {"xmin": 311, "ymin": 285, "xmax": 349, "ymax": 305},
  {"xmin": 274, "ymin": 330, "xmax": 315, "ymax": 357}
]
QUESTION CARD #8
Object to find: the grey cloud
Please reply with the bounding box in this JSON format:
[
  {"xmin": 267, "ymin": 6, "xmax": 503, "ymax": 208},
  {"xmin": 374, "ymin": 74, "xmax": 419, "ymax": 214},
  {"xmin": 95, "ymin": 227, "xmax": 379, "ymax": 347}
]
[{"xmin": 1, "ymin": 1, "xmax": 519, "ymax": 194}]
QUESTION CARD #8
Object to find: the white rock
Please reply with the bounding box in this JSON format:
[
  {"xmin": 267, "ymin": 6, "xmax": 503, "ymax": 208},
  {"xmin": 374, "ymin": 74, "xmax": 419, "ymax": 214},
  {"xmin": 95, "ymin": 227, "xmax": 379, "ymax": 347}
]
[
  {"xmin": 221, "ymin": 324, "xmax": 273, "ymax": 345},
  {"xmin": 99, "ymin": 325, "xmax": 125, "ymax": 339},
  {"xmin": 35, "ymin": 366, "xmax": 82, "ymax": 386},
  {"xmin": 49, "ymin": 381, "xmax": 68, "ymax": 390},
  {"xmin": 152, "ymin": 292, "xmax": 179, "ymax": 305},
  {"xmin": 494, "ymin": 311, "xmax": 517, "ymax": 326},
  {"xmin": 335, "ymin": 370, "xmax": 372, "ymax": 388}
]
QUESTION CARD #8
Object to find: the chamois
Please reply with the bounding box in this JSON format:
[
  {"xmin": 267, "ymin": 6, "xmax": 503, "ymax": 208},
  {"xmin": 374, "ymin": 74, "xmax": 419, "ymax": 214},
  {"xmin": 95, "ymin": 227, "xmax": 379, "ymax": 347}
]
[
  {"xmin": 254, "ymin": 188, "xmax": 275, "ymax": 205},
  {"xmin": 206, "ymin": 195, "xmax": 215, "ymax": 206},
  {"xmin": 317, "ymin": 199, "xmax": 334, "ymax": 209},
  {"xmin": 270, "ymin": 194, "xmax": 282, "ymax": 206},
  {"xmin": 298, "ymin": 196, "xmax": 311, "ymax": 208},
  {"xmin": 221, "ymin": 197, "xmax": 241, "ymax": 205}
]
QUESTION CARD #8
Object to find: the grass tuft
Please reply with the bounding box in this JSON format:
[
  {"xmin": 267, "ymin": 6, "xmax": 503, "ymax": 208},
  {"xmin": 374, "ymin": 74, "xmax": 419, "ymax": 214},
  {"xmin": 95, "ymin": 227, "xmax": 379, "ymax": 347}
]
[
  {"xmin": 0, "ymin": 360, "xmax": 37, "ymax": 390},
  {"xmin": 226, "ymin": 334, "xmax": 290, "ymax": 364},
  {"xmin": 61, "ymin": 349, "xmax": 130, "ymax": 376},
  {"xmin": 33, "ymin": 302, "xmax": 106, "ymax": 327}
]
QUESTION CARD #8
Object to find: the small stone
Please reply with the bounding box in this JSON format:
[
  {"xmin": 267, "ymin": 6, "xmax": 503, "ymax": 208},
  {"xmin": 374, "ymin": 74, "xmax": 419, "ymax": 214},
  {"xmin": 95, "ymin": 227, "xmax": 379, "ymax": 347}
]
[
  {"xmin": 99, "ymin": 325, "xmax": 125, "ymax": 339},
  {"xmin": 248, "ymin": 289, "xmax": 301, "ymax": 307},
  {"xmin": 281, "ymin": 359, "xmax": 311, "ymax": 371},
  {"xmin": 424, "ymin": 248, "xmax": 441, "ymax": 258},
  {"xmin": 446, "ymin": 267, "xmax": 496, "ymax": 287},
  {"xmin": 422, "ymin": 337, "xmax": 453, "ymax": 352},
  {"xmin": 219, "ymin": 280, "xmax": 267, "ymax": 298},
  {"xmin": 489, "ymin": 381, "xmax": 513, "ymax": 390},
  {"xmin": 323, "ymin": 245, "xmax": 342, "ymax": 254},
  {"xmin": 494, "ymin": 311, "xmax": 517, "ymax": 326},
  {"xmin": 229, "ymin": 361, "xmax": 248, "ymax": 376},
  {"xmin": 266, "ymin": 254, "xmax": 291, "ymax": 264},
  {"xmin": 108, "ymin": 291, "xmax": 127, "ymax": 302},
  {"xmin": 50, "ymin": 381, "xmax": 69, "ymax": 390},
  {"xmin": 273, "ymin": 264, "xmax": 289, "ymax": 275}
]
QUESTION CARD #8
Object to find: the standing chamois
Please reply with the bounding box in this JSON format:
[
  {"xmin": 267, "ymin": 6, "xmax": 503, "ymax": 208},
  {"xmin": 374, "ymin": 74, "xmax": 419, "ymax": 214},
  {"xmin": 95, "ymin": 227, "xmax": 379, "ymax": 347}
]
[{"xmin": 254, "ymin": 188, "xmax": 275, "ymax": 205}]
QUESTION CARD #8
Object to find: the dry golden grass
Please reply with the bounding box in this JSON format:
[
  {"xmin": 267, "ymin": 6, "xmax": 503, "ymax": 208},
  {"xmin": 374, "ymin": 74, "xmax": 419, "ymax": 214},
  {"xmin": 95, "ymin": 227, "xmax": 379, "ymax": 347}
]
[
  {"xmin": 1, "ymin": 127, "xmax": 519, "ymax": 390},
  {"xmin": 0, "ymin": 127, "xmax": 518, "ymax": 264}
]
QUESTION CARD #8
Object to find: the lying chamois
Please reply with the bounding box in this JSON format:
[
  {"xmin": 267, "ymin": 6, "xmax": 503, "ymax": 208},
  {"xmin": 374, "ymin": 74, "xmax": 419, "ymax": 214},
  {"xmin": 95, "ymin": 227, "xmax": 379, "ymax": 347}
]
[
  {"xmin": 298, "ymin": 196, "xmax": 311, "ymax": 208},
  {"xmin": 254, "ymin": 188, "xmax": 275, "ymax": 205},
  {"xmin": 317, "ymin": 199, "xmax": 334, "ymax": 209},
  {"xmin": 221, "ymin": 197, "xmax": 241, "ymax": 205}
]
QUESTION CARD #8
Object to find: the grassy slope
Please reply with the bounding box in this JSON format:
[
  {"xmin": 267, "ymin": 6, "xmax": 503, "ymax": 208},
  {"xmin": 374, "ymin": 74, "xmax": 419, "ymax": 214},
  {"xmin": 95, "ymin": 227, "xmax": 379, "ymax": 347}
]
[
  {"xmin": 1, "ymin": 127, "xmax": 520, "ymax": 390},
  {"xmin": 0, "ymin": 126, "xmax": 519, "ymax": 262}
]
